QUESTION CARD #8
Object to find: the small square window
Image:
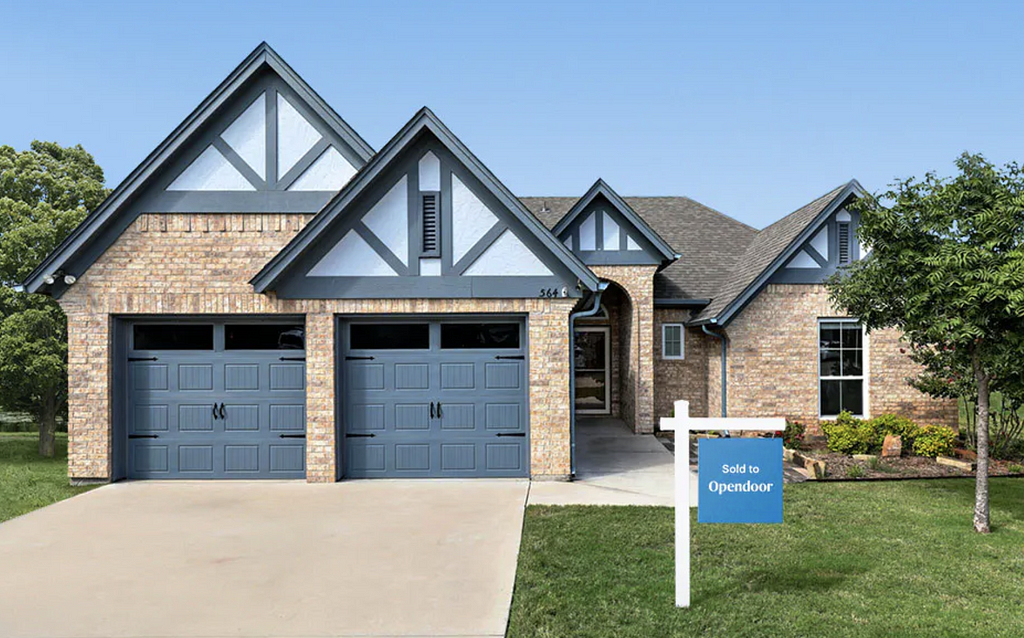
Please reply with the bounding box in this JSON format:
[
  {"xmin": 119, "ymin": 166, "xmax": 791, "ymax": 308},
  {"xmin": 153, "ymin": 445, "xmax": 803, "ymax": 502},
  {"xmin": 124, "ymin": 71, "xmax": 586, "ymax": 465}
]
[{"xmin": 662, "ymin": 324, "xmax": 685, "ymax": 360}]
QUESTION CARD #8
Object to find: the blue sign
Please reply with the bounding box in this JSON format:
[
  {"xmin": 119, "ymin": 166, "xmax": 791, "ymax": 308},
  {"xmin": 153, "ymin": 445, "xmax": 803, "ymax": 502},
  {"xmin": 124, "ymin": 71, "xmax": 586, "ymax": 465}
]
[{"xmin": 698, "ymin": 438, "xmax": 783, "ymax": 524}]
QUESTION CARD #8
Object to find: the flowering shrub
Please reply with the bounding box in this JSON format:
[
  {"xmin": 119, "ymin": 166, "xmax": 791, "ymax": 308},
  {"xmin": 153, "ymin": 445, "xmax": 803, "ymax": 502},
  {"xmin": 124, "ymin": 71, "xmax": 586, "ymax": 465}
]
[
  {"xmin": 912, "ymin": 425, "xmax": 957, "ymax": 458},
  {"xmin": 783, "ymin": 420, "xmax": 806, "ymax": 449}
]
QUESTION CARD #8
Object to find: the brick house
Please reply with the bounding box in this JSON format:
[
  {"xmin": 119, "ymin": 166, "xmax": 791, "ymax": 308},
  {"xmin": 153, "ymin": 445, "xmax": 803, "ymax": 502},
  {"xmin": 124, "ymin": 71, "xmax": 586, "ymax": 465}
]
[{"xmin": 24, "ymin": 44, "xmax": 956, "ymax": 484}]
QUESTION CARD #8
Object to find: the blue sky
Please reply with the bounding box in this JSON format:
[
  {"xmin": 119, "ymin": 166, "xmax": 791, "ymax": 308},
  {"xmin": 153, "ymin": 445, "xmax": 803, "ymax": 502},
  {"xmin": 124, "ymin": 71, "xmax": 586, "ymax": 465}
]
[{"xmin": 2, "ymin": 1, "xmax": 1022, "ymax": 228}]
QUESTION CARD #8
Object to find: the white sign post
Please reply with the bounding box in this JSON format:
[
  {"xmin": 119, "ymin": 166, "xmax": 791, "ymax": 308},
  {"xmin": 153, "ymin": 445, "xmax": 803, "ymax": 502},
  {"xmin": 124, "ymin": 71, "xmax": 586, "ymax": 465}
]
[{"xmin": 659, "ymin": 399, "xmax": 785, "ymax": 608}]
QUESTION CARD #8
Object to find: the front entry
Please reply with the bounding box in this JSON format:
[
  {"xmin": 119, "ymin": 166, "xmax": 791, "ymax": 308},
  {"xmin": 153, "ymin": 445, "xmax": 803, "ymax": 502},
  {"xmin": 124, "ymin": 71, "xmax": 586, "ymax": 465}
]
[
  {"xmin": 125, "ymin": 320, "xmax": 307, "ymax": 479},
  {"xmin": 574, "ymin": 326, "xmax": 610, "ymax": 414},
  {"xmin": 340, "ymin": 318, "xmax": 529, "ymax": 478}
]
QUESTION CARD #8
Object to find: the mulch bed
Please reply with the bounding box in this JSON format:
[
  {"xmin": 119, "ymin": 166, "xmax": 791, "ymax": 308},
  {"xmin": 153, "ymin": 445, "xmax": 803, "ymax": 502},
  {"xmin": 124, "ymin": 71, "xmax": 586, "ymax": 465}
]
[{"xmin": 800, "ymin": 444, "xmax": 1024, "ymax": 480}]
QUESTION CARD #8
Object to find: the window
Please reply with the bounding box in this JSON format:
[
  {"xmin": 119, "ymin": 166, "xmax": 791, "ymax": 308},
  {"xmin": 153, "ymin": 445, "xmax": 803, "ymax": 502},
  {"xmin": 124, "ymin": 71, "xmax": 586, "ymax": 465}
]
[
  {"xmin": 662, "ymin": 324, "xmax": 684, "ymax": 360},
  {"xmin": 350, "ymin": 323, "xmax": 429, "ymax": 350},
  {"xmin": 819, "ymin": 320, "xmax": 865, "ymax": 417},
  {"xmin": 441, "ymin": 323, "xmax": 520, "ymax": 349},
  {"xmin": 133, "ymin": 324, "xmax": 213, "ymax": 350},
  {"xmin": 421, "ymin": 192, "xmax": 440, "ymax": 256},
  {"xmin": 225, "ymin": 324, "xmax": 304, "ymax": 350}
]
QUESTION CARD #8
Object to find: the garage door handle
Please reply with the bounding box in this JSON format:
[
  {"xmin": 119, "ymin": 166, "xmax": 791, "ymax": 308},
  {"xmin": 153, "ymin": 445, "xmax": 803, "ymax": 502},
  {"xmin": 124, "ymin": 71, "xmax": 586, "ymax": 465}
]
[
  {"xmin": 278, "ymin": 434, "xmax": 306, "ymax": 439},
  {"xmin": 430, "ymin": 401, "xmax": 435, "ymax": 418},
  {"xmin": 219, "ymin": 403, "xmax": 226, "ymax": 419},
  {"xmin": 495, "ymin": 355, "xmax": 524, "ymax": 360},
  {"xmin": 128, "ymin": 434, "xmax": 159, "ymax": 439},
  {"xmin": 345, "ymin": 433, "xmax": 376, "ymax": 438},
  {"xmin": 496, "ymin": 432, "xmax": 526, "ymax": 437}
]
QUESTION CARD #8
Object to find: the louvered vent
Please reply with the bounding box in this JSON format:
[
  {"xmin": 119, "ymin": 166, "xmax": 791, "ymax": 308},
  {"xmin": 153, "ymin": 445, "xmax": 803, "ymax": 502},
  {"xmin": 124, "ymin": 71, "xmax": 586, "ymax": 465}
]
[
  {"xmin": 422, "ymin": 192, "xmax": 439, "ymax": 254},
  {"xmin": 838, "ymin": 223, "xmax": 850, "ymax": 264}
]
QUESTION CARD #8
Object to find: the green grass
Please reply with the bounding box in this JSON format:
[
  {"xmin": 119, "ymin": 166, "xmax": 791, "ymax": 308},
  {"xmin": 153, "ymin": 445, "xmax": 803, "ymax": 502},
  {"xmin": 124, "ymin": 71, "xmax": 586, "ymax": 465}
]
[
  {"xmin": 0, "ymin": 432, "xmax": 95, "ymax": 523},
  {"xmin": 509, "ymin": 480, "xmax": 1024, "ymax": 638}
]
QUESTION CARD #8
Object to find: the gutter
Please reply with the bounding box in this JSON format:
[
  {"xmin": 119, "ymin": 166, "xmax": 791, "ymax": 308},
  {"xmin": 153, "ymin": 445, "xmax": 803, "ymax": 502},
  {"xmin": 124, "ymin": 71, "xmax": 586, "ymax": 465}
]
[
  {"xmin": 568, "ymin": 282, "xmax": 608, "ymax": 478},
  {"xmin": 701, "ymin": 323, "xmax": 727, "ymax": 418}
]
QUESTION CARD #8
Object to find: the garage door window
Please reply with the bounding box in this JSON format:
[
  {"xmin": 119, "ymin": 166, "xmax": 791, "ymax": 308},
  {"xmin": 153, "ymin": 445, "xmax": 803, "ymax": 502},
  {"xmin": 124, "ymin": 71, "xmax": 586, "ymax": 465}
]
[
  {"xmin": 440, "ymin": 323, "xmax": 520, "ymax": 349},
  {"xmin": 350, "ymin": 323, "xmax": 430, "ymax": 350},
  {"xmin": 133, "ymin": 324, "xmax": 213, "ymax": 350},
  {"xmin": 225, "ymin": 324, "xmax": 304, "ymax": 350}
]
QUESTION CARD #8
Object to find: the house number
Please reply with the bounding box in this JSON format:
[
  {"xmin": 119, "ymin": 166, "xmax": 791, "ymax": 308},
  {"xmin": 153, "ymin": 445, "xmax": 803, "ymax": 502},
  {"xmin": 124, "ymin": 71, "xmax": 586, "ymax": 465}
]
[{"xmin": 539, "ymin": 288, "xmax": 558, "ymax": 298}]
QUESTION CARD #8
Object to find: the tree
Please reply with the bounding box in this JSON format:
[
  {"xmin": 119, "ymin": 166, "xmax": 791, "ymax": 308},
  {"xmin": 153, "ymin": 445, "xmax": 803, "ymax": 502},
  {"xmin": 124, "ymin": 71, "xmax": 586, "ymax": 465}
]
[
  {"xmin": 0, "ymin": 141, "xmax": 106, "ymax": 456},
  {"xmin": 827, "ymin": 153, "xmax": 1024, "ymax": 533}
]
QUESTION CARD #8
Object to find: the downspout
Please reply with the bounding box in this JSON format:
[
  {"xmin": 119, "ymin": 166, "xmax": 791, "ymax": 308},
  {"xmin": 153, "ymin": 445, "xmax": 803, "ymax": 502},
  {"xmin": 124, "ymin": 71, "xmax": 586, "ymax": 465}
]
[
  {"xmin": 702, "ymin": 323, "xmax": 727, "ymax": 418},
  {"xmin": 569, "ymin": 282, "xmax": 608, "ymax": 478}
]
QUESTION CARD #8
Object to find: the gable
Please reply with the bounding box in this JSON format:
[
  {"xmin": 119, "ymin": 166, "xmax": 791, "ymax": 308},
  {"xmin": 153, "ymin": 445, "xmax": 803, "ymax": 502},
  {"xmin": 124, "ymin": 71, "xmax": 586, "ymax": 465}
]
[
  {"xmin": 557, "ymin": 193, "xmax": 666, "ymax": 265},
  {"xmin": 265, "ymin": 124, "xmax": 593, "ymax": 299},
  {"xmin": 769, "ymin": 205, "xmax": 863, "ymax": 284},
  {"xmin": 24, "ymin": 43, "xmax": 373, "ymax": 297}
]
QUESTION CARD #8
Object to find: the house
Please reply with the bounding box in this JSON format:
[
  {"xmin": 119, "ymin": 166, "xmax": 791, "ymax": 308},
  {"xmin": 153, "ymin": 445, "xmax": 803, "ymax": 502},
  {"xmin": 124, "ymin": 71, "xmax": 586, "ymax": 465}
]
[{"xmin": 25, "ymin": 43, "xmax": 956, "ymax": 483}]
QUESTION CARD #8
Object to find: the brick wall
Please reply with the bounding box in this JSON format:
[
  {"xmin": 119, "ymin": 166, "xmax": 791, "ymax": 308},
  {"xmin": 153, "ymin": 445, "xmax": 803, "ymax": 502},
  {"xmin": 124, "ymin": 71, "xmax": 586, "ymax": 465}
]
[
  {"xmin": 653, "ymin": 308, "xmax": 710, "ymax": 422},
  {"xmin": 706, "ymin": 283, "xmax": 957, "ymax": 433},
  {"xmin": 60, "ymin": 213, "xmax": 576, "ymax": 482},
  {"xmin": 591, "ymin": 265, "xmax": 657, "ymax": 433}
]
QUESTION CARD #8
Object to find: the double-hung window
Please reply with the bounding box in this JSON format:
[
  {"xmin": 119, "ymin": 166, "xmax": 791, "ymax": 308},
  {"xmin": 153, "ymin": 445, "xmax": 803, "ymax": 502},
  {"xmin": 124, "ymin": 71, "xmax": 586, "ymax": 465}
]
[
  {"xmin": 662, "ymin": 324, "xmax": 685, "ymax": 360},
  {"xmin": 819, "ymin": 319, "xmax": 865, "ymax": 417}
]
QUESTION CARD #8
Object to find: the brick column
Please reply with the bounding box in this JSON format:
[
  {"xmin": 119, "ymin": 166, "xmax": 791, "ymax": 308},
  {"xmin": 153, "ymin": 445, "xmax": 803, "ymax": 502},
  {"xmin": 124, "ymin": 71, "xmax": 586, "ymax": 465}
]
[
  {"xmin": 64, "ymin": 304, "xmax": 113, "ymax": 482},
  {"xmin": 592, "ymin": 266, "xmax": 657, "ymax": 433},
  {"xmin": 304, "ymin": 312, "xmax": 336, "ymax": 482}
]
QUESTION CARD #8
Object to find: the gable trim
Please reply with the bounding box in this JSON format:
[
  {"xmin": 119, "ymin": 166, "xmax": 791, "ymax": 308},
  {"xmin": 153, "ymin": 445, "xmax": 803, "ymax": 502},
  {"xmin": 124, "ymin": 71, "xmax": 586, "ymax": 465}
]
[
  {"xmin": 24, "ymin": 42, "xmax": 374, "ymax": 295},
  {"xmin": 251, "ymin": 107, "xmax": 600, "ymax": 293},
  {"xmin": 552, "ymin": 179, "xmax": 678, "ymax": 263},
  {"xmin": 692, "ymin": 179, "xmax": 866, "ymax": 328}
]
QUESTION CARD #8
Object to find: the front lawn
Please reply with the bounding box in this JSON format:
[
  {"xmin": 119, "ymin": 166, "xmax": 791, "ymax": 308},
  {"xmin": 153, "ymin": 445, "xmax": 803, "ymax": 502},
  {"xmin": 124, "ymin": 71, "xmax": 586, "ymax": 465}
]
[
  {"xmin": 509, "ymin": 480, "xmax": 1024, "ymax": 638},
  {"xmin": 0, "ymin": 433, "xmax": 95, "ymax": 523}
]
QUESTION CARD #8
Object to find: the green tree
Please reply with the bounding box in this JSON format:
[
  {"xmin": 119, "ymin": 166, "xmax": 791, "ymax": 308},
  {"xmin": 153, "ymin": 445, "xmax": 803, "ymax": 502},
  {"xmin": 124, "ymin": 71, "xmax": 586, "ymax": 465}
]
[
  {"xmin": 0, "ymin": 141, "xmax": 106, "ymax": 457},
  {"xmin": 827, "ymin": 153, "xmax": 1024, "ymax": 533}
]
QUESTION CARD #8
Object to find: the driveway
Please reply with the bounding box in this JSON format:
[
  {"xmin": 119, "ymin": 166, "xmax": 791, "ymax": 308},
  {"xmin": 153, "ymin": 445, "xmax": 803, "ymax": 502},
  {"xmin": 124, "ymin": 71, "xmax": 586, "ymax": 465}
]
[{"xmin": 0, "ymin": 480, "xmax": 529, "ymax": 638}]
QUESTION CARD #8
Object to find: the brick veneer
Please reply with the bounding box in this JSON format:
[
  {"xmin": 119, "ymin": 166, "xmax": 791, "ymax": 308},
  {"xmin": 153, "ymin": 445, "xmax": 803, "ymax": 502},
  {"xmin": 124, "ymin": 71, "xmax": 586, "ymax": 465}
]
[
  {"xmin": 590, "ymin": 265, "xmax": 657, "ymax": 433},
  {"xmin": 653, "ymin": 308, "xmax": 710, "ymax": 421},
  {"xmin": 60, "ymin": 213, "xmax": 576, "ymax": 483},
  {"xmin": 706, "ymin": 284, "xmax": 957, "ymax": 433}
]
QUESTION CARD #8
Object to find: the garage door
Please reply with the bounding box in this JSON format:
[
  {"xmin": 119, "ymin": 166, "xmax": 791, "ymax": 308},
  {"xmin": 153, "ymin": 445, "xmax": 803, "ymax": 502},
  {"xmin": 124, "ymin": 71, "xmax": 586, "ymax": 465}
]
[
  {"xmin": 126, "ymin": 321, "xmax": 306, "ymax": 479},
  {"xmin": 342, "ymin": 319, "xmax": 529, "ymax": 478}
]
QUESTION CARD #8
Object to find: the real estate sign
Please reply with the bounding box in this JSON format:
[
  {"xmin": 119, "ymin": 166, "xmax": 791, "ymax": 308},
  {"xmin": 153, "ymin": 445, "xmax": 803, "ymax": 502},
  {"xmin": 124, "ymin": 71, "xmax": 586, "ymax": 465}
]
[{"xmin": 697, "ymin": 438, "xmax": 783, "ymax": 524}]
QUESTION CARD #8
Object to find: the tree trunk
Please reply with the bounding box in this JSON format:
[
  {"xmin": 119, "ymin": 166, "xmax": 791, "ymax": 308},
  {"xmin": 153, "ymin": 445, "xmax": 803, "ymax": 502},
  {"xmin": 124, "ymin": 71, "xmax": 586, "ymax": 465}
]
[
  {"xmin": 972, "ymin": 349, "xmax": 991, "ymax": 533},
  {"xmin": 38, "ymin": 394, "xmax": 56, "ymax": 458}
]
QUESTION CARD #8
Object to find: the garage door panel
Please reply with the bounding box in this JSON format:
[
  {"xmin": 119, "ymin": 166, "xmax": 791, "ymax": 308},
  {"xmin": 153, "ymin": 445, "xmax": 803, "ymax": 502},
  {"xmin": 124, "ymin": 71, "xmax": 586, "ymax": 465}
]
[
  {"xmin": 350, "ymin": 404, "xmax": 386, "ymax": 432},
  {"xmin": 394, "ymin": 364, "xmax": 430, "ymax": 390},
  {"xmin": 395, "ymin": 404, "xmax": 431, "ymax": 430},
  {"xmin": 486, "ymin": 443, "xmax": 524, "ymax": 471},
  {"xmin": 395, "ymin": 444, "xmax": 431, "ymax": 471},
  {"xmin": 127, "ymin": 321, "xmax": 306, "ymax": 480},
  {"xmin": 438, "ymin": 403, "xmax": 474, "ymax": 430},
  {"xmin": 484, "ymin": 362, "xmax": 521, "ymax": 389},
  {"xmin": 348, "ymin": 363, "xmax": 384, "ymax": 390},
  {"xmin": 440, "ymin": 363, "xmax": 475, "ymax": 389},
  {"xmin": 485, "ymin": 404, "xmax": 521, "ymax": 431}
]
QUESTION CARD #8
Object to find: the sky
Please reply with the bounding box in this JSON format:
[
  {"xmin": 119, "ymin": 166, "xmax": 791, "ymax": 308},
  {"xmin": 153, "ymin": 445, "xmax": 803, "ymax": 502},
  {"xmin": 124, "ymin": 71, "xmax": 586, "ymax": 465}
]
[{"xmin": 1, "ymin": 0, "xmax": 1022, "ymax": 229}]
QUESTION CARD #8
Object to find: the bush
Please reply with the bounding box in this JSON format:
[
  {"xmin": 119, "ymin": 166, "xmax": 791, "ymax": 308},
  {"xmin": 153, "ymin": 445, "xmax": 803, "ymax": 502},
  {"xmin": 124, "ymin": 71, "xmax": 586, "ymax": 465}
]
[
  {"xmin": 783, "ymin": 420, "xmax": 805, "ymax": 449},
  {"xmin": 846, "ymin": 464, "xmax": 865, "ymax": 478},
  {"xmin": 912, "ymin": 425, "xmax": 957, "ymax": 458},
  {"xmin": 821, "ymin": 412, "xmax": 879, "ymax": 455},
  {"xmin": 869, "ymin": 414, "xmax": 920, "ymax": 450}
]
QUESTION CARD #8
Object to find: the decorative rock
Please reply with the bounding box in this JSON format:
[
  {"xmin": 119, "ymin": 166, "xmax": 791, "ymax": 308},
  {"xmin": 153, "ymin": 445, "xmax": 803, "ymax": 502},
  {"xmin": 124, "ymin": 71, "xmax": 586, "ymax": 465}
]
[
  {"xmin": 882, "ymin": 434, "xmax": 902, "ymax": 458},
  {"xmin": 782, "ymin": 448, "xmax": 795, "ymax": 462},
  {"xmin": 853, "ymin": 454, "xmax": 878, "ymax": 462},
  {"xmin": 804, "ymin": 459, "xmax": 825, "ymax": 480},
  {"xmin": 937, "ymin": 455, "xmax": 975, "ymax": 472}
]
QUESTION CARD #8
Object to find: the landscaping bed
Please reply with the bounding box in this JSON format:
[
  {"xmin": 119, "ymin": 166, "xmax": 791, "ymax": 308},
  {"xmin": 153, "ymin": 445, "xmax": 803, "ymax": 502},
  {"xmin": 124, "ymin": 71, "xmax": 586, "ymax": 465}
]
[{"xmin": 802, "ymin": 445, "xmax": 1024, "ymax": 480}]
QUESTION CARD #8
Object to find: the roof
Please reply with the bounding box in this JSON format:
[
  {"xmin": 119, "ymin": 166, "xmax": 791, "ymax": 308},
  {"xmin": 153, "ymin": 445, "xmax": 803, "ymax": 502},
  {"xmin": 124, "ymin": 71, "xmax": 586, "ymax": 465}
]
[
  {"xmin": 24, "ymin": 42, "xmax": 374, "ymax": 295},
  {"xmin": 688, "ymin": 180, "xmax": 863, "ymax": 325},
  {"xmin": 251, "ymin": 107, "xmax": 601, "ymax": 293},
  {"xmin": 548, "ymin": 179, "xmax": 679, "ymax": 262},
  {"xmin": 521, "ymin": 195, "xmax": 758, "ymax": 300}
]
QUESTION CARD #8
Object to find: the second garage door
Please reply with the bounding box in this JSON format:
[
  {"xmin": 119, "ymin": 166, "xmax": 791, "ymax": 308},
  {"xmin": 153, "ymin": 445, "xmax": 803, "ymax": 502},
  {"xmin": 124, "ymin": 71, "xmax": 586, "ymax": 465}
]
[{"xmin": 341, "ymin": 318, "xmax": 529, "ymax": 478}]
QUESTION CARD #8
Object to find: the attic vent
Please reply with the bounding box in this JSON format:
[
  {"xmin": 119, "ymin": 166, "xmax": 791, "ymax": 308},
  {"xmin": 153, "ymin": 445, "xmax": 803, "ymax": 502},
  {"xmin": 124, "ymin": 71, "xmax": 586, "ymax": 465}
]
[
  {"xmin": 421, "ymin": 192, "xmax": 440, "ymax": 255},
  {"xmin": 838, "ymin": 222, "xmax": 851, "ymax": 264}
]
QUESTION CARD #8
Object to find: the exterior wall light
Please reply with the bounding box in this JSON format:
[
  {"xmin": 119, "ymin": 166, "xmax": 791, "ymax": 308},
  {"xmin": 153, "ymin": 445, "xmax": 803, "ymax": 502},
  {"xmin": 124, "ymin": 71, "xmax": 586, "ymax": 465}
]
[
  {"xmin": 43, "ymin": 274, "xmax": 56, "ymax": 285},
  {"xmin": 64, "ymin": 275, "xmax": 77, "ymax": 285}
]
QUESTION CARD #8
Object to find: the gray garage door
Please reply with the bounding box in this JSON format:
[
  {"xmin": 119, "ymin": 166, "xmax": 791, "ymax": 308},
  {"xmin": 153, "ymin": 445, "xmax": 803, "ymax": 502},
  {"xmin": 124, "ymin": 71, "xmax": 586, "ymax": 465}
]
[
  {"xmin": 342, "ymin": 319, "xmax": 529, "ymax": 478},
  {"xmin": 127, "ymin": 321, "xmax": 306, "ymax": 479}
]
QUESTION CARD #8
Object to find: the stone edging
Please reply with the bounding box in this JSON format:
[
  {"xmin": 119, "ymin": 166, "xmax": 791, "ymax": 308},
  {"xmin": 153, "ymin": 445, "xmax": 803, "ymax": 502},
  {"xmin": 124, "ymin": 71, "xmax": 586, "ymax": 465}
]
[{"xmin": 783, "ymin": 448, "xmax": 825, "ymax": 480}]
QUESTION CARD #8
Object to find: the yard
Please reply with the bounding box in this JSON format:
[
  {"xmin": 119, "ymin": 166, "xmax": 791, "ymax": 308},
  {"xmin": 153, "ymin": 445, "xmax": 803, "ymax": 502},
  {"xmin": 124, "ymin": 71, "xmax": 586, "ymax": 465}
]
[
  {"xmin": 0, "ymin": 432, "xmax": 95, "ymax": 523},
  {"xmin": 508, "ymin": 479, "xmax": 1024, "ymax": 638}
]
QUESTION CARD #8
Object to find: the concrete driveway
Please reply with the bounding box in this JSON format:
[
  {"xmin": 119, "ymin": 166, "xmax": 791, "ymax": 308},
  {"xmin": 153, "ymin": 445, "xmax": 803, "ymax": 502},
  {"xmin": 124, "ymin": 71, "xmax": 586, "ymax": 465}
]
[{"xmin": 0, "ymin": 480, "xmax": 529, "ymax": 638}]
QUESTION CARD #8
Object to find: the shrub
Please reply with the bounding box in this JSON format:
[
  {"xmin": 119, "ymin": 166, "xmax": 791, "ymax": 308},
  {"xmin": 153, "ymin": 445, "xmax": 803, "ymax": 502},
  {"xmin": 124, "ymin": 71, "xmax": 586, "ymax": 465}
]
[
  {"xmin": 846, "ymin": 464, "xmax": 865, "ymax": 478},
  {"xmin": 821, "ymin": 412, "xmax": 880, "ymax": 455},
  {"xmin": 869, "ymin": 414, "xmax": 920, "ymax": 450},
  {"xmin": 1008, "ymin": 464, "xmax": 1024, "ymax": 474},
  {"xmin": 912, "ymin": 425, "xmax": 957, "ymax": 458},
  {"xmin": 783, "ymin": 420, "xmax": 805, "ymax": 449}
]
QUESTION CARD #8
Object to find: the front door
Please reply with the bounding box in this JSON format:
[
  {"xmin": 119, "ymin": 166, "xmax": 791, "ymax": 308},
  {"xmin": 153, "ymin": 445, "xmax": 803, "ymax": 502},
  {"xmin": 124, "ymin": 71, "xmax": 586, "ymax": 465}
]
[{"xmin": 574, "ymin": 326, "xmax": 610, "ymax": 414}]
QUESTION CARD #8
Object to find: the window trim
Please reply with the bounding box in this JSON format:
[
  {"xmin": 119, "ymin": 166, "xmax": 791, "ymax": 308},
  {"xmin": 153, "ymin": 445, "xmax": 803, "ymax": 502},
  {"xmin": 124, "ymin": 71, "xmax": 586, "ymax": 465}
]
[
  {"xmin": 818, "ymin": 318, "xmax": 870, "ymax": 419},
  {"xmin": 575, "ymin": 325, "xmax": 611, "ymax": 415},
  {"xmin": 661, "ymin": 323, "xmax": 685, "ymax": 360}
]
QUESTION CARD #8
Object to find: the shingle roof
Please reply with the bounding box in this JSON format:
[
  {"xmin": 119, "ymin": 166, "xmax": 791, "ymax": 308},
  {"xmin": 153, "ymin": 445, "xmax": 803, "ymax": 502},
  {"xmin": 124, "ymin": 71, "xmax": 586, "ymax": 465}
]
[
  {"xmin": 688, "ymin": 182, "xmax": 853, "ymax": 324},
  {"xmin": 520, "ymin": 196, "xmax": 757, "ymax": 300}
]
